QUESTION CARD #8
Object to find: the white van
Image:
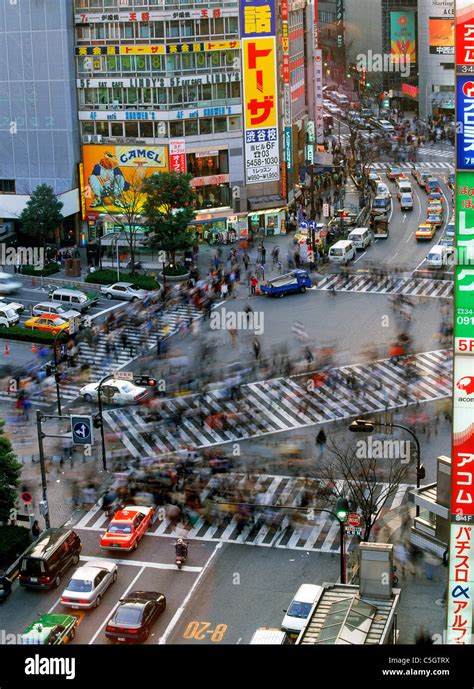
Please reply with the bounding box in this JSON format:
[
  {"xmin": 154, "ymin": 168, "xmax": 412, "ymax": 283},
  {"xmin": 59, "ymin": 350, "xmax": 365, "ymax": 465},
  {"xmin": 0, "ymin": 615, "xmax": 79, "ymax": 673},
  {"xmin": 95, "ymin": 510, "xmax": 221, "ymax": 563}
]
[
  {"xmin": 249, "ymin": 628, "xmax": 289, "ymax": 645},
  {"xmin": 426, "ymin": 245, "xmax": 449, "ymax": 268},
  {"xmin": 281, "ymin": 584, "xmax": 323, "ymax": 638},
  {"xmin": 0, "ymin": 303, "xmax": 20, "ymax": 328},
  {"xmin": 328, "ymin": 240, "xmax": 356, "ymax": 264},
  {"xmin": 348, "ymin": 227, "xmax": 372, "ymax": 250}
]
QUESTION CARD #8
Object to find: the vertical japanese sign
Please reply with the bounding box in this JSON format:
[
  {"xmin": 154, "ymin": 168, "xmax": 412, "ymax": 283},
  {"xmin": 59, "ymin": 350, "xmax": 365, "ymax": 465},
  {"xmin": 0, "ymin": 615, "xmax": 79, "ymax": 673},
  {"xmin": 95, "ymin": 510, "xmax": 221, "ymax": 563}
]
[
  {"xmin": 282, "ymin": 0, "xmax": 291, "ymax": 192},
  {"xmin": 457, "ymin": 0, "xmax": 474, "ymax": 70},
  {"xmin": 336, "ymin": 0, "xmax": 344, "ymax": 49},
  {"xmin": 449, "ymin": 1, "xmax": 474, "ymax": 644},
  {"xmin": 314, "ymin": 49, "xmax": 324, "ymax": 144},
  {"xmin": 241, "ymin": 0, "xmax": 280, "ymax": 184},
  {"xmin": 169, "ymin": 139, "xmax": 187, "ymax": 173}
]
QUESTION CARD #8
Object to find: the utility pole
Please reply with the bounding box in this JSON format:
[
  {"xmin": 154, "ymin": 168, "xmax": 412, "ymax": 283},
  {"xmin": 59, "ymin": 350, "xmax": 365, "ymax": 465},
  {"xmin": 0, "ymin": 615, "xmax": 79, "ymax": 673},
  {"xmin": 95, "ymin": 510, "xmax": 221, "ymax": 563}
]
[{"xmin": 36, "ymin": 411, "xmax": 51, "ymax": 529}]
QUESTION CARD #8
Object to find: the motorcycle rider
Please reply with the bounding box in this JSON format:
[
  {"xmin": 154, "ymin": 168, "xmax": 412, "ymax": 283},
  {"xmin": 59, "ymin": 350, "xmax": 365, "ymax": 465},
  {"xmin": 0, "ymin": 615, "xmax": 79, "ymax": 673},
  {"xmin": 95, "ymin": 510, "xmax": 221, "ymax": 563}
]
[{"xmin": 175, "ymin": 538, "xmax": 188, "ymax": 560}]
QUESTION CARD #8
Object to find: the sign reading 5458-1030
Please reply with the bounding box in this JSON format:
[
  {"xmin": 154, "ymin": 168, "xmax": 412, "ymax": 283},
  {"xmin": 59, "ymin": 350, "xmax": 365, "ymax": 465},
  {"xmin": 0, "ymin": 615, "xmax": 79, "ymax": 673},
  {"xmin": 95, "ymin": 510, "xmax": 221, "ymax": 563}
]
[{"xmin": 457, "ymin": 76, "xmax": 474, "ymax": 170}]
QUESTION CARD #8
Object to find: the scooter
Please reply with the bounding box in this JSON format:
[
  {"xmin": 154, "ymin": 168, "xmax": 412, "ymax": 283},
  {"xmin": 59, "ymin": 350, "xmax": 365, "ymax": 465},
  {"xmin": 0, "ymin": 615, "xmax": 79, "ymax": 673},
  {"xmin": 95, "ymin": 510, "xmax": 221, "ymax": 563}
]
[{"xmin": 175, "ymin": 547, "xmax": 188, "ymax": 570}]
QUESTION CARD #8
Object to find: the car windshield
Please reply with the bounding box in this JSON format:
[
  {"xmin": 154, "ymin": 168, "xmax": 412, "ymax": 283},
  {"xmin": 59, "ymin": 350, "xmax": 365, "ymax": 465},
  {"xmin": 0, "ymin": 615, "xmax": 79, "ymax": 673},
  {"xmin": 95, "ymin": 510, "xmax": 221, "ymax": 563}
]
[
  {"xmin": 116, "ymin": 606, "xmax": 142, "ymax": 625},
  {"xmin": 5, "ymin": 308, "xmax": 15, "ymax": 318},
  {"xmin": 121, "ymin": 383, "xmax": 133, "ymax": 393},
  {"xmin": 287, "ymin": 601, "xmax": 312, "ymax": 619},
  {"xmin": 108, "ymin": 522, "xmax": 132, "ymax": 534},
  {"xmin": 67, "ymin": 579, "xmax": 93, "ymax": 592},
  {"xmin": 373, "ymin": 199, "xmax": 386, "ymax": 207}
]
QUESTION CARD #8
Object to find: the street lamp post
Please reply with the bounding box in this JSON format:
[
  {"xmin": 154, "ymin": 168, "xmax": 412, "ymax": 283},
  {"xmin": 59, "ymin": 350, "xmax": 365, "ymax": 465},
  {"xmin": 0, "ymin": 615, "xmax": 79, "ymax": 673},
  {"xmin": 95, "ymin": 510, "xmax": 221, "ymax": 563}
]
[
  {"xmin": 52, "ymin": 331, "xmax": 65, "ymax": 417},
  {"xmin": 36, "ymin": 410, "xmax": 51, "ymax": 529},
  {"xmin": 349, "ymin": 419, "xmax": 424, "ymax": 515},
  {"xmin": 96, "ymin": 373, "xmax": 115, "ymax": 472}
]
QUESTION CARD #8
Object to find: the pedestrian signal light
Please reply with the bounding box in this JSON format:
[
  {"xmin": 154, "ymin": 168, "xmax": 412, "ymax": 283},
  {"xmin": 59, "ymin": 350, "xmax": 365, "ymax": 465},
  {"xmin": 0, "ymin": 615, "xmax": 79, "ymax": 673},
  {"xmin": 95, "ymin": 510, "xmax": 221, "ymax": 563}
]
[{"xmin": 335, "ymin": 497, "xmax": 350, "ymax": 521}]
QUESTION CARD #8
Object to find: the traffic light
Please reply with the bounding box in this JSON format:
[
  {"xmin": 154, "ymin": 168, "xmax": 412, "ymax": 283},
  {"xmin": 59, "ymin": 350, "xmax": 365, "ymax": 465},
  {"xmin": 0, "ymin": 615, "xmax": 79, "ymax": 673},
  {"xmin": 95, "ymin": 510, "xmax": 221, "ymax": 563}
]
[
  {"xmin": 417, "ymin": 464, "xmax": 426, "ymax": 481},
  {"xmin": 93, "ymin": 414, "xmax": 102, "ymax": 429},
  {"xmin": 335, "ymin": 497, "xmax": 350, "ymax": 521}
]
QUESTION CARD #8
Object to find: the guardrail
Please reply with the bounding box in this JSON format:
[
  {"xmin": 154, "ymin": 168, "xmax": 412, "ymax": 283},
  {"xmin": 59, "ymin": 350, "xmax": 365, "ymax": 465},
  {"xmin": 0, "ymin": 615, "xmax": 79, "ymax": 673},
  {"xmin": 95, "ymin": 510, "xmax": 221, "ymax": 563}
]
[{"xmin": 15, "ymin": 272, "xmax": 95, "ymax": 292}]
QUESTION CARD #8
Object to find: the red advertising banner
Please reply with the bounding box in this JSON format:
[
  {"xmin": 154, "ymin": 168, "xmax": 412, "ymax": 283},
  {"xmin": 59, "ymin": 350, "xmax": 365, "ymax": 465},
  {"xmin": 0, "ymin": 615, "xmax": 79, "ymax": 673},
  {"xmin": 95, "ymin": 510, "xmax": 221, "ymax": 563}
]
[
  {"xmin": 169, "ymin": 139, "xmax": 187, "ymax": 173},
  {"xmin": 457, "ymin": 0, "xmax": 474, "ymax": 68}
]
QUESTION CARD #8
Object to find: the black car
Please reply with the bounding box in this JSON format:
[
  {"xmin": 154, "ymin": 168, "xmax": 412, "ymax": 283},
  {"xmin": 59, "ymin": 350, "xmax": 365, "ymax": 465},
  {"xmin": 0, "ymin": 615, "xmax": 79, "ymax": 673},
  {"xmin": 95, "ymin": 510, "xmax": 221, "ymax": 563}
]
[{"xmin": 105, "ymin": 591, "xmax": 166, "ymax": 642}]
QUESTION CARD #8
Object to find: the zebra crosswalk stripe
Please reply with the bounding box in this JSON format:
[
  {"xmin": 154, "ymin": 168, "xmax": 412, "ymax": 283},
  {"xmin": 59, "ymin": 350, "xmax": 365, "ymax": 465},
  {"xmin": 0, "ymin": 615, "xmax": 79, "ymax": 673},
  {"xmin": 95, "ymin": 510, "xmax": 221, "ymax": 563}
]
[
  {"xmin": 72, "ymin": 473, "xmax": 412, "ymax": 552},
  {"xmin": 316, "ymin": 274, "xmax": 453, "ymax": 298},
  {"xmin": 102, "ymin": 349, "xmax": 452, "ymax": 457}
]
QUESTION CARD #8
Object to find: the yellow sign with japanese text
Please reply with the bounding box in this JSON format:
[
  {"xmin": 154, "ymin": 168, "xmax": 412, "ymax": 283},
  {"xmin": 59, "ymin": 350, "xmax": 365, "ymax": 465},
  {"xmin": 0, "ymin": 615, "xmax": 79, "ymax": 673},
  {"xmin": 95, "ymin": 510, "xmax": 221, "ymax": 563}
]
[{"xmin": 242, "ymin": 36, "xmax": 277, "ymax": 131}]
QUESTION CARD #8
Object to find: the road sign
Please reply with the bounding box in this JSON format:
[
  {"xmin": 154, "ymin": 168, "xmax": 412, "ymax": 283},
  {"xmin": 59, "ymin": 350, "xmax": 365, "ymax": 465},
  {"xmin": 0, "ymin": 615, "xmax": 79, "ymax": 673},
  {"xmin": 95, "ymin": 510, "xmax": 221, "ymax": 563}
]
[
  {"xmin": 346, "ymin": 526, "xmax": 363, "ymax": 537},
  {"xmin": 20, "ymin": 491, "xmax": 33, "ymax": 505},
  {"xmin": 69, "ymin": 317, "xmax": 81, "ymax": 335},
  {"xmin": 71, "ymin": 415, "xmax": 94, "ymax": 445},
  {"xmin": 115, "ymin": 371, "xmax": 134, "ymax": 381},
  {"xmin": 347, "ymin": 512, "xmax": 361, "ymax": 528}
]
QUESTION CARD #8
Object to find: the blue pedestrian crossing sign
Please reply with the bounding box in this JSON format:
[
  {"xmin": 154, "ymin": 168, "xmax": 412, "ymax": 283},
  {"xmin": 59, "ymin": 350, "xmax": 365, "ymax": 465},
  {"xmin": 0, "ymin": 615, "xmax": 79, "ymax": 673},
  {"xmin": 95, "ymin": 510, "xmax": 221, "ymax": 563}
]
[{"xmin": 71, "ymin": 415, "xmax": 94, "ymax": 445}]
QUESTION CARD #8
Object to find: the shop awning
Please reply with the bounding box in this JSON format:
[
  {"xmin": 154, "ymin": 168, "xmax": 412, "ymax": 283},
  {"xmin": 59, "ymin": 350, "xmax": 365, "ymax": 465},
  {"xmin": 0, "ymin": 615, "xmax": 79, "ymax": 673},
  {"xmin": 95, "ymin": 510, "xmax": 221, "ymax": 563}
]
[{"xmin": 247, "ymin": 195, "xmax": 286, "ymax": 211}]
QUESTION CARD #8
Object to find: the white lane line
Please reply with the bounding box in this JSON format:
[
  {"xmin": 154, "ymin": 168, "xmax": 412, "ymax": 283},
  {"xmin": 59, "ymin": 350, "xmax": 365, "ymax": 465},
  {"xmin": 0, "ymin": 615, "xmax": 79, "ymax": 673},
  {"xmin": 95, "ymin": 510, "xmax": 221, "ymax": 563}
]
[
  {"xmin": 158, "ymin": 542, "xmax": 222, "ymax": 645},
  {"xmin": 91, "ymin": 302, "xmax": 125, "ymax": 320},
  {"xmin": 387, "ymin": 252, "xmax": 399, "ymax": 264},
  {"xmin": 75, "ymin": 503, "xmax": 103, "ymax": 529},
  {"xmin": 80, "ymin": 554, "xmax": 202, "ymax": 573},
  {"xmin": 353, "ymin": 251, "xmax": 367, "ymax": 264},
  {"xmin": 88, "ymin": 566, "xmax": 145, "ymax": 645},
  {"xmin": 414, "ymin": 257, "xmax": 427, "ymax": 272},
  {"xmin": 48, "ymin": 595, "xmax": 63, "ymax": 614}
]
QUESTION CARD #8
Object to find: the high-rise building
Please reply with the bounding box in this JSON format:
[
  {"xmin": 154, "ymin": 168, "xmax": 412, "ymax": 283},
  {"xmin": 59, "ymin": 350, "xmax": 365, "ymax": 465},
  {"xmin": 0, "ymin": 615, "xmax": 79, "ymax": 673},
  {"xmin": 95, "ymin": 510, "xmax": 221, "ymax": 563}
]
[
  {"xmin": 74, "ymin": 0, "xmax": 318, "ymax": 244},
  {"xmin": 0, "ymin": 0, "xmax": 80, "ymax": 238}
]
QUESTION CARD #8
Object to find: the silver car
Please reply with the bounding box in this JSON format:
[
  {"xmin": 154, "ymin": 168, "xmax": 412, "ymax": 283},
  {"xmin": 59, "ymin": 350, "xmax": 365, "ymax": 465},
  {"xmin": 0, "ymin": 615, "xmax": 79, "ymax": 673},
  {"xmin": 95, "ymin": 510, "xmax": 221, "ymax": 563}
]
[
  {"xmin": 31, "ymin": 302, "xmax": 81, "ymax": 321},
  {"xmin": 100, "ymin": 282, "xmax": 149, "ymax": 302},
  {"xmin": 60, "ymin": 561, "xmax": 118, "ymax": 609}
]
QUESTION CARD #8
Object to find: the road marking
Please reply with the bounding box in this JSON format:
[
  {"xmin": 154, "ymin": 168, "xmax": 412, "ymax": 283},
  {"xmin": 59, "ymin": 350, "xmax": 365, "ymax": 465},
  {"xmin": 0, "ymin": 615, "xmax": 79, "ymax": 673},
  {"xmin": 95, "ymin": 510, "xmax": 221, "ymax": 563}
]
[
  {"xmin": 80, "ymin": 554, "xmax": 202, "ymax": 572},
  {"xmin": 353, "ymin": 251, "xmax": 366, "ymax": 264},
  {"xmin": 158, "ymin": 542, "xmax": 222, "ymax": 645},
  {"xmin": 91, "ymin": 302, "xmax": 125, "ymax": 320},
  {"xmin": 402, "ymin": 214, "xmax": 407, "ymax": 223},
  {"xmin": 88, "ymin": 565, "xmax": 145, "ymax": 645},
  {"xmin": 414, "ymin": 257, "xmax": 427, "ymax": 272},
  {"xmin": 387, "ymin": 252, "xmax": 399, "ymax": 264},
  {"xmin": 48, "ymin": 595, "xmax": 64, "ymax": 614}
]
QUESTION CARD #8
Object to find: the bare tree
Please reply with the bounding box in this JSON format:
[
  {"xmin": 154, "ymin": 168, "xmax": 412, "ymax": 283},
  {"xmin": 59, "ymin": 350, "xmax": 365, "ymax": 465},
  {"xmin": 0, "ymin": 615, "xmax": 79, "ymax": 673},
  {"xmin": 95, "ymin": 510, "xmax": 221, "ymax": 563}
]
[
  {"xmin": 91, "ymin": 168, "xmax": 151, "ymax": 277},
  {"xmin": 320, "ymin": 438, "xmax": 412, "ymax": 541}
]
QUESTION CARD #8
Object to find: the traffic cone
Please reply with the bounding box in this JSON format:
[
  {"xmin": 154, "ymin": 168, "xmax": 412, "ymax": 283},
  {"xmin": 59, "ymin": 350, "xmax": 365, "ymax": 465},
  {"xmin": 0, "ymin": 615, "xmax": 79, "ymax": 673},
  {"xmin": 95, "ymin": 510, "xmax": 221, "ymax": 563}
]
[
  {"xmin": 31, "ymin": 342, "xmax": 37, "ymax": 354},
  {"xmin": 4, "ymin": 343, "xmax": 10, "ymax": 355}
]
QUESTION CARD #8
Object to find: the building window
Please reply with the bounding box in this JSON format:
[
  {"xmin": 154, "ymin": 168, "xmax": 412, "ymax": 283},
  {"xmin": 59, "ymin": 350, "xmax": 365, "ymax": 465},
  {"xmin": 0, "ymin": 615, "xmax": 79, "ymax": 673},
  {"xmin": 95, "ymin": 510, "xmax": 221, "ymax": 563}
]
[
  {"xmin": 170, "ymin": 121, "xmax": 184, "ymax": 137},
  {"xmin": 111, "ymin": 122, "xmax": 124, "ymax": 137},
  {"xmin": 96, "ymin": 121, "xmax": 109, "ymax": 135},
  {"xmin": 228, "ymin": 116, "xmax": 241, "ymax": 131},
  {"xmin": 199, "ymin": 119, "xmax": 213, "ymax": 135},
  {"xmin": 214, "ymin": 117, "xmax": 227, "ymax": 133},
  {"xmin": 139, "ymin": 122, "xmax": 154, "ymax": 137},
  {"xmin": 125, "ymin": 122, "xmax": 139, "ymax": 137},
  {"xmin": 185, "ymin": 120, "xmax": 199, "ymax": 136},
  {"xmin": 0, "ymin": 180, "xmax": 15, "ymax": 194}
]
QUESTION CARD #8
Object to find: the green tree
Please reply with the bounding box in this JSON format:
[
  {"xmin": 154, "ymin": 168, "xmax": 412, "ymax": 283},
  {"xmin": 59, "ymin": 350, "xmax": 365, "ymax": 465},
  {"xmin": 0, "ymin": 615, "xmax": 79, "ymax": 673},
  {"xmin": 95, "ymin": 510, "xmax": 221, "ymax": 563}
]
[
  {"xmin": 0, "ymin": 420, "xmax": 22, "ymax": 525},
  {"xmin": 20, "ymin": 184, "xmax": 64, "ymax": 244},
  {"xmin": 142, "ymin": 171, "xmax": 196, "ymax": 268}
]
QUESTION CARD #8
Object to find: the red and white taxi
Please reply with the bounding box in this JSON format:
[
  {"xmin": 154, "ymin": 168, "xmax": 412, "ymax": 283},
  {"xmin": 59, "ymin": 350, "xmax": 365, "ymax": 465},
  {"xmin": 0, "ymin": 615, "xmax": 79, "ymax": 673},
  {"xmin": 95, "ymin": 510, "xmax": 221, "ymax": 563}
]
[{"xmin": 100, "ymin": 506, "xmax": 155, "ymax": 551}]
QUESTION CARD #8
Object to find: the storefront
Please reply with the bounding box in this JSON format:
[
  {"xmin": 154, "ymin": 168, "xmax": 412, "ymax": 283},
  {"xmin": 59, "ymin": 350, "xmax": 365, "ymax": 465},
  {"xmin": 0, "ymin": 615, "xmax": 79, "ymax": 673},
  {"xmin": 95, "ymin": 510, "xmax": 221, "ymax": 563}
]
[
  {"xmin": 190, "ymin": 212, "xmax": 247, "ymax": 244},
  {"xmin": 248, "ymin": 208, "xmax": 286, "ymax": 236}
]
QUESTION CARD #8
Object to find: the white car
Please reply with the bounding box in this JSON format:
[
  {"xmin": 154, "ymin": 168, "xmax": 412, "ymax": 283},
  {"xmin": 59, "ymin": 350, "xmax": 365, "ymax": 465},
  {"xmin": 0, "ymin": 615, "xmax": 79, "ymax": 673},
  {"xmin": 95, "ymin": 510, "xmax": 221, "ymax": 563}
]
[
  {"xmin": 100, "ymin": 282, "xmax": 150, "ymax": 302},
  {"xmin": 80, "ymin": 379, "xmax": 149, "ymax": 404},
  {"xmin": 60, "ymin": 561, "xmax": 117, "ymax": 609},
  {"xmin": 378, "ymin": 119, "xmax": 395, "ymax": 132},
  {"xmin": 281, "ymin": 584, "xmax": 323, "ymax": 638},
  {"xmin": 31, "ymin": 302, "xmax": 81, "ymax": 321}
]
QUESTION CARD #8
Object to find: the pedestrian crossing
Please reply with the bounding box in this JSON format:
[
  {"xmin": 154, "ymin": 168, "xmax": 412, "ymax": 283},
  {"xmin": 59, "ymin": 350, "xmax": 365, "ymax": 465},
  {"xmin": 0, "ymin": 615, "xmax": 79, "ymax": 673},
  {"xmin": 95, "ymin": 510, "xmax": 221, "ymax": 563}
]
[
  {"xmin": 74, "ymin": 472, "xmax": 412, "ymax": 553},
  {"xmin": 417, "ymin": 147, "xmax": 454, "ymax": 159},
  {"xmin": 101, "ymin": 349, "xmax": 452, "ymax": 457},
  {"xmin": 316, "ymin": 274, "xmax": 453, "ymax": 299},
  {"xmin": 370, "ymin": 161, "xmax": 453, "ymax": 171}
]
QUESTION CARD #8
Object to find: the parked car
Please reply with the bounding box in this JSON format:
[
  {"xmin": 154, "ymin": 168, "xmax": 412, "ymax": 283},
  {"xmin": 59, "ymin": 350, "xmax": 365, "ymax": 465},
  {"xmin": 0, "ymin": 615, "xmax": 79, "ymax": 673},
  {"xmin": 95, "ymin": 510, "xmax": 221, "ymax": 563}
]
[
  {"xmin": 80, "ymin": 378, "xmax": 149, "ymax": 404},
  {"xmin": 31, "ymin": 302, "xmax": 81, "ymax": 321},
  {"xmin": 105, "ymin": 591, "xmax": 166, "ymax": 642},
  {"xmin": 61, "ymin": 561, "xmax": 118, "ymax": 609},
  {"xmin": 100, "ymin": 282, "xmax": 150, "ymax": 302}
]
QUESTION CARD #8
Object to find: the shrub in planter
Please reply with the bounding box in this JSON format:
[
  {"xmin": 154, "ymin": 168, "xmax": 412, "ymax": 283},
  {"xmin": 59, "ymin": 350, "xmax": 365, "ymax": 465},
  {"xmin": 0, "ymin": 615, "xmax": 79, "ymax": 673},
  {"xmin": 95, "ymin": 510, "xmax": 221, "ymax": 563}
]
[
  {"xmin": 0, "ymin": 525, "xmax": 31, "ymax": 568},
  {"xmin": 21, "ymin": 263, "xmax": 60, "ymax": 277},
  {"xmin": 85, "ymin": 270, "xmax": 159, "ymax": 290},
  {"xmin": 162, "ymin": 265, "xmax": 189, "ymax": 277},
  {"xmin": 0, "ymin": 326, "xmax": 68, "ymax": 344}
]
